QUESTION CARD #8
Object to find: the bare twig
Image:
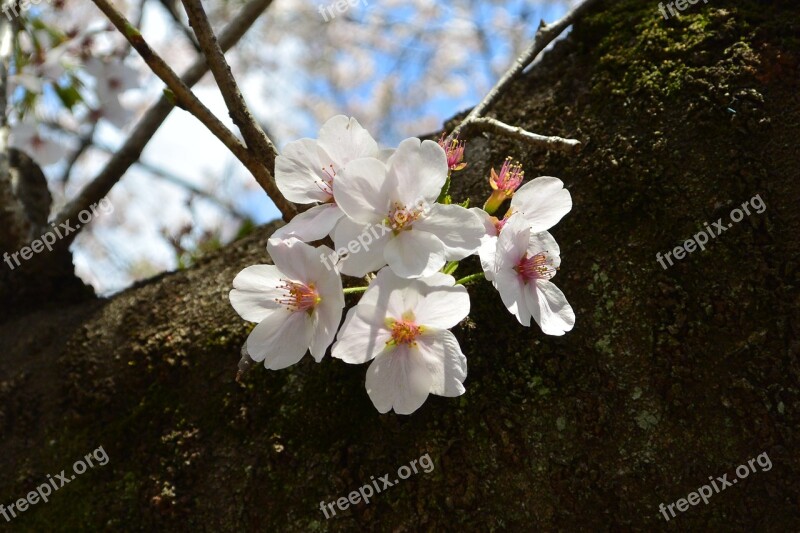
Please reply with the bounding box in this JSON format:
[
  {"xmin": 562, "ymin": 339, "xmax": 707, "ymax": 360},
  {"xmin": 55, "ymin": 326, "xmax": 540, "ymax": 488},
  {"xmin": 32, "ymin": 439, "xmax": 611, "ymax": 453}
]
[
  {"xmin": 56, "ymin": 0, "xmax": 278, "ymax": 237},
  {"xmin": 464, "ymin": 117, "xmax": 581, "ymax": 154},
  {"xmin": 60, "ymin": 121, "xmax": 97, "ymax": 184},
  {"xmin": 93, "ymin": 141, "xmax": 250, "ymax": 219},
  {"xmin": 158, "ymin": 0, "xmax": 202, "ymax": 52},
  {"xmin": 449, "ymin": 0, "xmax": 602, "ymax": 143},
  {"xmin": 90, "ymin": 0, "xmax": 251, "ymax": 164},
  {"xmin": 180, "ymin": 0, "xmax": 283, "ymax": 208}
]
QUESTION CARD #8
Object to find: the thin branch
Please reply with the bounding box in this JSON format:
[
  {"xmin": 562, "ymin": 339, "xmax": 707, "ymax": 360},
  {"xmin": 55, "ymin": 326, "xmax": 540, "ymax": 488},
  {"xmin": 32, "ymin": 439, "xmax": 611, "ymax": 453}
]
[
  {"xmin": 180, "ymin": 0, "xmax": 283, "ymax": 206},
  {"xmin": 464, "ymin": 117, "xmax": 581, "ymax": 154},
  {"xmin": 93, "ymin": 143, "xmax": 250, "ymax": 219},
  {"xmin": 55, "ymin": 0, "xmax": 279, "ymax": 238},
  {"xmin": 158, "ymin": 0, "xmax": 202, "ymax": 52},
  {"xmin": 449, "ymin": 0, "xmax": 602, "ymax": 142},
  {"xmin": 90, "ymin": 0, "xmax": 251, "ymax": 165},
  {"xmin": 60, "ymin": 121, "xmax": 97, "ymax": 184}
]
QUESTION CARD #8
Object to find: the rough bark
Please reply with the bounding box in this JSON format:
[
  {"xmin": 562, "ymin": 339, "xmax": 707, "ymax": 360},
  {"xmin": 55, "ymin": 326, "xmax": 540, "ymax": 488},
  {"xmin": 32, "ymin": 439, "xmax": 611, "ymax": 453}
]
[{"xmin": 1, "ymin": 0, "xmax": 798, "ymax": 530}]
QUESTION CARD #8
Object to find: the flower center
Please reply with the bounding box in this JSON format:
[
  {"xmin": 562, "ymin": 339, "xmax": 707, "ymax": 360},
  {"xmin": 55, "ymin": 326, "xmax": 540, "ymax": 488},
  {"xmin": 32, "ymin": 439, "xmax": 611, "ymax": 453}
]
[
  {"xmin": 386, "ymin": 315, "xmax": 422, "ymax": 346},
  {"xmin": 30, "ymin": 134, "xmax": 45, "ymax": 150},
  {"xmin": 514, "ymin": 252, "xmax": 556, "ymax": 283},
  {"xmin": 385, "ymin": 201, "xmax": 425, "ymax": 232},
  {"xmin": 491, "ymin": 209, "xmax": 515, "ymax": 234},
  {"xmin": 318, "ymin": 164, "xmax": 336, "ymax": 200},
  {"xmin": 275, "ymin": 280, "xmax": 320, "ymax": 313}
]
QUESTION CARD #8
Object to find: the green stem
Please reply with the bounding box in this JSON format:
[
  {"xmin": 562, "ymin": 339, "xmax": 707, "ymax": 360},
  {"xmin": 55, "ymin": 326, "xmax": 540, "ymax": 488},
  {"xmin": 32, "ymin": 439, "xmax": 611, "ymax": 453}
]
[
  {"xmin": 483, "ymin": 189, "xmax": 508, "ymax": 215},
  {"xmin": 442, "ymin": 261, "xmax": 459, "ymax": 275},
  {"xmin": 455, "ymin": 272, "xmax": 486, "ymax": 285},
  {"xmin": 343, "ymin": 286, "xmax": 369, "ymax": 294}
]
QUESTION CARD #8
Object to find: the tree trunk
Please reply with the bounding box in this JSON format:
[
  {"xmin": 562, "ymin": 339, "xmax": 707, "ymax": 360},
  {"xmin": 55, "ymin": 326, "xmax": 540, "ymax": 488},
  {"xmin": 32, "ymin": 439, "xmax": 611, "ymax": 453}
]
[{"xmin": 1, "ymin": 0, "xmax": 798, "ymax": 530}]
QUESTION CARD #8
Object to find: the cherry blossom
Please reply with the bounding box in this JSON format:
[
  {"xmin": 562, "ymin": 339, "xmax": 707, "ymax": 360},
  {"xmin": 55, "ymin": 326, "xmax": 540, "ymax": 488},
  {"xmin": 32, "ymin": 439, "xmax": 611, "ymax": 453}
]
[
  {"xmin": 84, "ymin": 58, "xmax": 140, "ymax": 129},
  {"xmin": 229, "ymin": 238, "xmax": 344, "ymax": 369},
  {"xmin": 9, "ymin": 120, "xmax": 68, "ymax": 166},
  {"xmin": 332, "ymin": 137, "xmax": 484, "ymax": 278},
  {"xmin": 273, "ymin": 115, "xmax": 380, "ymax": 242},
  {"xmin": 491, "ymin": 214, "xmax": 575, "ymax": 335},
  {"xmin": 331, "ymin": 268, "xmax": 469, "ymax": 414},
  {"xmin": 476, "ymin": 176, "xmax": 572, "ymax": 280}
]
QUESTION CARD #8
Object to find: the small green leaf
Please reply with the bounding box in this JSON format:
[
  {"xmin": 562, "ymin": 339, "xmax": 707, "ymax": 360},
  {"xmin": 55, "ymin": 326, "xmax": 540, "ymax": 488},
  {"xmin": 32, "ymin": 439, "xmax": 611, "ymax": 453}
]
[
  {"xmin": 163, "ymin": 88, "xmax": 177, "ymax": 106},
  {"xmin": 436, "ymin": 172, "xmax": 451, "ymax": 203},
  {"xmin": 54, "ymin": 84, "xmax": 83, "ymax": 110}
]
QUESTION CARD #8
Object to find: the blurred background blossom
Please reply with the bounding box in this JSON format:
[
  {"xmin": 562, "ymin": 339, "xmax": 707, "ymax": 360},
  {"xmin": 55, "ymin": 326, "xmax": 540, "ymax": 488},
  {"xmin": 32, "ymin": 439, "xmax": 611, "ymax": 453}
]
[{"xmin": 13, "ymin": 0, "xmax": 573, "ymax": 294}]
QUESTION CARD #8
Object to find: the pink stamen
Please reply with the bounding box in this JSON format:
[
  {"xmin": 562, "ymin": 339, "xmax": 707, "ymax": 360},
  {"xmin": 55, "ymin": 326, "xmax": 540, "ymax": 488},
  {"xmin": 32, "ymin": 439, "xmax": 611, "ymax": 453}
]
[
  {"xmin": 275, "ymin": 280, "xmax": 320, "ymax": 313},
  {"xmin": 514, "ymin": 252, "xmax": 556, "ymax": 283},
  {"xmin": 438, "ymin": 134, "xmax": 466, "ymax": 171},
  {"xmin": 318, "ymin": 164, "xmax": 335, "ymax": 199},
  {"xmin": 490, "ymin": 157, "xmax": 524, "ymax": 195}
]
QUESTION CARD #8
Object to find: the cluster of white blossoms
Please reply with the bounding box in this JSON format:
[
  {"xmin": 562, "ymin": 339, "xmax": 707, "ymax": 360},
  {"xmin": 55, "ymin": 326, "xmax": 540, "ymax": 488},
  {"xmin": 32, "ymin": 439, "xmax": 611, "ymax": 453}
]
[
  {"xmin": 10, "ymin": 55, "xmax": 141, "ymax": 167},
  {"xmin": 230, "ymin": 116, "xmax": 576, "ymax": 414}
]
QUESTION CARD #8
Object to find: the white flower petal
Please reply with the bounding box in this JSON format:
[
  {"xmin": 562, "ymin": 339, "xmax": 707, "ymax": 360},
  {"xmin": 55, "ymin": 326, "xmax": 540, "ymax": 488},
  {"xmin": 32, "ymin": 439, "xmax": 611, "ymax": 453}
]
[
  {"xmin": 493, "ymin": 267, "xmax": 530, "ymax": 326},
  {"xmin": 412, "ymin": 282, "xmax": 469, "ymax": 329},
  {"xmin": 266, "ymin": 237, "xmax": 328, "ymax": 285},
  {"xmin": 275, "ymin": 138, "xmax": 332, "ymax": 204},
  {"xmin": 310, "ymin": 292, "xmax": 344, "ymax": 361},
  {"xmin": 471, "ymin": 207, "xmax": 499, "ymax": 237},
  {"xmin": 365, "ymin": 346, "xmax": 432, "ymax": 415},
  {"xmin": 332, "ymin": 217, "xmax": 390, "ymax": 276},
  {"xmin": 511, "ymin": 176, "xmax": 572, "ymax": 232},
  {"xmin": 270, "ymin": 203, "xmax": 344, "ymax": 243},
  {"xmin": 414, "ymin": 204, "xmax": 484, "ymax": 259},
  {"xmin": 334, "ymin": 157, "xmax": 391, "ymax": 224},
  {"xmin": 377, "ymin": 148, "xmax": 395, "ymax": 162},
  {"xmin": 386, "ymin": 138, "xmax": 448, "ymax": 205},
  {"xmin": 384, "ymin": 230, "xmax": 446, "ymax": 279},
  {"xmin": 526, "ymin": 279, "xmax": 575, "ymax": 336},
  {"xmin": 247, "ymin": 310, "xmax": 314, "ymax": 369},
  {"xmin": 354, "ymin": 267, "xmax": 417, "ymax": 320},
  {"xmin": 229, "ymin": 264, "xmax": 284, "ymax": 322},
  {"xmin": 417, "ymin": 329, "xmax": 467, "ymax": 397},
  {"xmin": 97, "ymin": 95, "xmax": 133, "ymax": 129},
  {"xmin": 478, "ymin": 236, "xmax": 499, "ymax": 281},
  {"xmin": 527, "ymin": 230, "xmax": 562, "ymax": 271},
  {"xmin": 331, "ymin": 304, "xmax": 391, "ymax": 364},
  {"xmin": 316, "ymin": 115, "xmax": 379, "ymax": 166},
  {"xmin": 12, "ymin": 73, "xmax": 43, "ymax": 93},
  {"xmin": 494, "ymin": 214, "xmax": 530, "ymax": 271}
]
